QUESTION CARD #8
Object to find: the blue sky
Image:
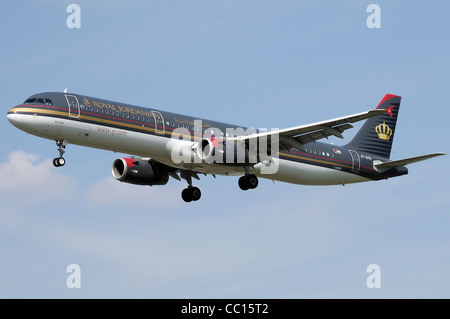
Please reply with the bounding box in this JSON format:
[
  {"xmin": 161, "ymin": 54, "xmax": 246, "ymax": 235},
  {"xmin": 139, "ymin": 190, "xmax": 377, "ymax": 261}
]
[{"xmin": 0, "ymin": 1, "xmax": 449, "ymax": 298}]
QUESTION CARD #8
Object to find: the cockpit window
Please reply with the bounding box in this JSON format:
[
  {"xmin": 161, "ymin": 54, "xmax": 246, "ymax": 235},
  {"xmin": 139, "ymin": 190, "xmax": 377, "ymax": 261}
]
[{"xmin": 24, "ymin": 97, "xmax": 53, "ymax": 105}]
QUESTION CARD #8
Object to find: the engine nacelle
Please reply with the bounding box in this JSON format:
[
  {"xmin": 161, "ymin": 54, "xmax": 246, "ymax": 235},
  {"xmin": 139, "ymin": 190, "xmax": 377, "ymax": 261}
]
[
  {"xmin": 195, "ymin": 138, "xmax": 215, "ymax": 161},
  {"xmin": 166, "ymin": 137, "xmax": 264, "ymax": 165},
  {"xmin": 112, "ymin": 158, "xmax": 169, "ymax": 186},
  {"xmin": 194, "ymin": 138, "xmax": 253, "ymax": 165}
]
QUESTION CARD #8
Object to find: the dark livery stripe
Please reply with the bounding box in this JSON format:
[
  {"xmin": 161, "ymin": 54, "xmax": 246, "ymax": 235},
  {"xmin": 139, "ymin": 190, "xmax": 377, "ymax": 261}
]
[{"xmin": 10, "ymin": 104, "xmax": 168, "ymax": 136}]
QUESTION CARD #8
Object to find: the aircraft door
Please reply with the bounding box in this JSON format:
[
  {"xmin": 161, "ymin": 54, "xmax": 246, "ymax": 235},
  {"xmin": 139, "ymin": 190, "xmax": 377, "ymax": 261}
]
[
  {"xmin": 349, "ymin": 150, "xmax": 360, "ymax": 172},
  {"xmin": 151, "ymin": 111, "xmax": 165, "ymax": 135},
  {"xmin": 65, "ymin": 94, "xmax": 80, "ymax": 119}
]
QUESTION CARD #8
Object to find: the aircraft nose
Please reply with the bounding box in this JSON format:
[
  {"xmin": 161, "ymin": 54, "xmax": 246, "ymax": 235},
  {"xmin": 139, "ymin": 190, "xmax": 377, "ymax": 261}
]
[
  {"xmin": 7, "ymin": 106, "xmax": 17, "ymax": 121},
  {"xmin": 7, "ymin": 105, "xmax": 43, "ymax": 135},
  {"xmin": 7, "ymin": 106, "xmax": 26, "ymax": 129}
]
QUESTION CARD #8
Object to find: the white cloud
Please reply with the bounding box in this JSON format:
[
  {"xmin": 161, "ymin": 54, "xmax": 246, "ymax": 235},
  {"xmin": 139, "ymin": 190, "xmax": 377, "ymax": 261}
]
[{"xmin": 0, "ymin": 150, "xmax": 77, "ymax": 204}]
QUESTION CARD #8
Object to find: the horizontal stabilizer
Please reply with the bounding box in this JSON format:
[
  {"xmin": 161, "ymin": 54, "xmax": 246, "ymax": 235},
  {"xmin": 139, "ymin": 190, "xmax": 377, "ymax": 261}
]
[{"xmin": 374, "ymin": 153, "xmax": 445, "ymax": 171}]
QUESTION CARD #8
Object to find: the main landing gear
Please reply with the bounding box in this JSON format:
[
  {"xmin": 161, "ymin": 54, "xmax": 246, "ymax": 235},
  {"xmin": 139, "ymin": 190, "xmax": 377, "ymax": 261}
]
[
  {"xmin": 180, "ymin": 169, "xmax": 259, "ymax": 202},
  {"xmin": 53, "ymin": 140, "xmax": 68, "ymax": 167},
  {"xmin": 238, "ymin": 166, "xmax": 259, "ymax": 191},
  {"xmin": 181, "ymin": 171, "xmax": 201, "ymax": 202},
  {"xmin": 238, "ymin": 174, "xmax": 259, "ymax": 191},
  {"xmin": 182, "ymin": 186, "xmax": 201, "ymax": 202}
]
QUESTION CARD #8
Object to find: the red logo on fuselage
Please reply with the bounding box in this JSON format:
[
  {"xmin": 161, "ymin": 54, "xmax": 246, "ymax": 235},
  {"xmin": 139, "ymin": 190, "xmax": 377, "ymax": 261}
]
[{"xmin": 210, "ymin": 136, "xmax": 222, "ymax": 147}]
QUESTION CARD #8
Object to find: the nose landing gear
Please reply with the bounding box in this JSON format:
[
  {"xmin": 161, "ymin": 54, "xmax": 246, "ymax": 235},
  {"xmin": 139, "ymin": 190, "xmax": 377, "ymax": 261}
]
[{"xmin": 53, "ymin": 140, "xmax": 68, "ymax": 167}]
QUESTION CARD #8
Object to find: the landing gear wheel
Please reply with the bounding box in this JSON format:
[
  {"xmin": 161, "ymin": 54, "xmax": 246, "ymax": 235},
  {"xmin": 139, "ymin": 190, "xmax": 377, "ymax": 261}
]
[
  {"xmin": 238, "ymin": 174, "xmax": 258, "ymax": 191},
  {"xmin": 53, "ymin": 140, "xmax": 68, "ymax": 167},
  {"xmin": 238, "ymin": 176, "xmax": 250, "ymax": 191},
  {"xmin": 57, "ymin": 157, "xmax": 66, "ymax": 167},
  {"xmin": 182, "ymin": 188, "xmax": 192, "ymax": 202},
  {"xmin": 247, "ymin": 174, "xmax": 258, "ymax": 189},
  {"xmin": 190, "ymin": 187, "xmax": 201, "ymax": 201},
  {"xmin": 181, "ymin": 186, "xmax": 201, "ymax": 202},
  {"xmin": 53, "ymin": 157, "xmax": 66, "ymax": 167}
]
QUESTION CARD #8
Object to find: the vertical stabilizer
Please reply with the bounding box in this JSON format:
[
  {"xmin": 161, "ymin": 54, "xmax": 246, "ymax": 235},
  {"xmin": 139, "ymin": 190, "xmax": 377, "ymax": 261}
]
[{"xmin": 345, "ymin": 94, "xmax": 401, "ymax": 159}]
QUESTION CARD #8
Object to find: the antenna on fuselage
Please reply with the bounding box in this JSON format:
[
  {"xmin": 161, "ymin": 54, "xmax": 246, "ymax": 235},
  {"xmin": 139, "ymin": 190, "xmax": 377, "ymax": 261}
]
[{"xmin": 63, "ymin": 88, "xmax": 68, "ymax": 93}]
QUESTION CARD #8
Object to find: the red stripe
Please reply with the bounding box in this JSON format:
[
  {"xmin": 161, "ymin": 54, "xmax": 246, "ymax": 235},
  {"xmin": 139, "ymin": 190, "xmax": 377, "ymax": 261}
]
[{"xmin": 375, "ymin": 94, "xmax": 401, "ymax": 109}]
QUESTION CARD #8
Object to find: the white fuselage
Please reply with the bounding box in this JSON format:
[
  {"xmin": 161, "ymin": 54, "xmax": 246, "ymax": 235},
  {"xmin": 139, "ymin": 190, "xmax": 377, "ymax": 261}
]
[{"xmin": 7, "ymin": 111, "xmax": 369, "ymax": 186}]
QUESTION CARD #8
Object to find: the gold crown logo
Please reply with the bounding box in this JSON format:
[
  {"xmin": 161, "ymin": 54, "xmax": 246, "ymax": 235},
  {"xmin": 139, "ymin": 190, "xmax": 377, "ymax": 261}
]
[
  {"xmin": 375, "ymin": 121, "xmax": 392, "ymax": 140},
  {"xmin": 82, "ymin": 97, "xmax": 91, "ymax": 108}
]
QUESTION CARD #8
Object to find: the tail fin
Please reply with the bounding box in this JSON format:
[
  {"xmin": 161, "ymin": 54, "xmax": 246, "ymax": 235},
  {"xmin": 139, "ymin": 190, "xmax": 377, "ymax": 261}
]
[{"xmin": 345, "ymin": 94, "xmax": 401, "ymax": 159}]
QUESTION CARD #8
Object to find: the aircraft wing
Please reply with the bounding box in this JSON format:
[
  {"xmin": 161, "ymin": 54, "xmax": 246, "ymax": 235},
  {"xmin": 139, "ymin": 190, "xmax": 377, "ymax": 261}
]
[
  {"xmin": 228, "ymin": 109, "xmax": 386, "ymax": 151},
  {"xmin": 374, "ymin": 153, "xmax": 446, "ymax": 171}
]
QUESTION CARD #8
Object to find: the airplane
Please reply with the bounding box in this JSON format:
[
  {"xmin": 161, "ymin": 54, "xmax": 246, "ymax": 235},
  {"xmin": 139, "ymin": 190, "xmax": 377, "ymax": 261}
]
[{"xmin": 7, "ymin": 91, "xmax": 445, "ymax": 202}]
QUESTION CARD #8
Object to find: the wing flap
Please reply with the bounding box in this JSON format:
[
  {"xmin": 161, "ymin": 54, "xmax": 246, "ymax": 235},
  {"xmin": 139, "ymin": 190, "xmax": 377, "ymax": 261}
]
[{"xmin": 291, "ymin": 123, "xmax": 354, "ymax": 145}]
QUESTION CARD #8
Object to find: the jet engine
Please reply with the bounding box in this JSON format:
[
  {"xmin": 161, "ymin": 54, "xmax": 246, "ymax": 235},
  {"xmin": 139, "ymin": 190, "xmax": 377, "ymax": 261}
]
[
  {"xmin": 195, "ymin": 138, "xmax": 215, "ymax": 161},
  {"xmin": 194, "ymin": 138, "xmax": 253, "ymax": 165},
  {"xmin": 112, "ymin": 158, "xmax": 169, "ymax": 186}
]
